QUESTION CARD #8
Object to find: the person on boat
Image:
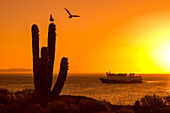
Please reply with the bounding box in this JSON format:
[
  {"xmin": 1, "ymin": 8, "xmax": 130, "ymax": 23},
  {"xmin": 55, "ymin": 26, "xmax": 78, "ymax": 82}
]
[{"xmin": 132, "ymin": 73, "xmax": 135, "ymax": 77}]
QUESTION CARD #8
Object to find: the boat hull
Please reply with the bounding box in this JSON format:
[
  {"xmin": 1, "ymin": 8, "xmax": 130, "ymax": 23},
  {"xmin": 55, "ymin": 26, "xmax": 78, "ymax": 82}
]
[{"xmin": 99, "ymin": 77, "xmax": 143, "ymax": 84}]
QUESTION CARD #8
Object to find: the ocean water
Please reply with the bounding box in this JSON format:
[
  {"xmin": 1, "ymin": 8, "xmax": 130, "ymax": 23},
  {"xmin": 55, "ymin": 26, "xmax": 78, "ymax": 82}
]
[{"xmin": 0, "ymin": 74, "xmax": 170, "ymax": 105}]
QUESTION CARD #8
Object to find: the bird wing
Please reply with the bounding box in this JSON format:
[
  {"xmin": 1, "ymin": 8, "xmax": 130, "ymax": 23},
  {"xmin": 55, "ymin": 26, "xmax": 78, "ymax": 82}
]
[
  {"xmin": 65, "ymin": 8, "xmax": 72, "ymax": 16},
  {"xmin": 72, "ymin": 15, "xmax": 80, "ymax": 17}
]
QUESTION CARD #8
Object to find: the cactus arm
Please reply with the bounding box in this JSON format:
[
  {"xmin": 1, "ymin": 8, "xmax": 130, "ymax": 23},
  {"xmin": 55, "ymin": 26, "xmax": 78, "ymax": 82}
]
[
  {"xmin": 47, "ymin": 23, "xmax": 56, "ymax": 92},
  {"xmin": 38, "ymin": 47, "xmax": 49, "ymax": 106},
  {"xmin": 50, "ymin": 57, "xmax": 68, "ymax": 99},
  {"xmin": 32, "ymin": 24, "xmax": 40, "ymax": 92},
  {"xmin": 40, "ymin": 47, "xmax": 49, "ymax": 95},
  {"xmin": 32, "ymin": 24, "xmax": 39, "ymax": 59}
]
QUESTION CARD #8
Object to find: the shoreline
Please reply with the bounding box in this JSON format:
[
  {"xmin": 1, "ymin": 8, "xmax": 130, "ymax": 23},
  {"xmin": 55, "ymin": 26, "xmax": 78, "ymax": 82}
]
[{"xmin": 0, "ymin": 88, "xmax": 169, "ymax": 113}]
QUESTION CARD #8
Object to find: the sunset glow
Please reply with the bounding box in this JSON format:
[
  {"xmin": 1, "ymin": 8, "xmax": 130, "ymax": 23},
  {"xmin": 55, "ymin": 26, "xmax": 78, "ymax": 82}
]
[
  {"xmin": 1, "ymin": 0, "xmax": 170, "ymax": 73},
  {"xmin": 147, "ymin": 39, "xmax": 170, "ymax": 72}
]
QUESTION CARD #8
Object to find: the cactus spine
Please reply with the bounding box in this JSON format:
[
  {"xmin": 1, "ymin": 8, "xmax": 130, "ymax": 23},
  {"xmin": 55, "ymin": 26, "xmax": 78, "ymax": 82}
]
[{"xmin": 32, "ymin": 22, "xmax": 68, "ymax": 104}]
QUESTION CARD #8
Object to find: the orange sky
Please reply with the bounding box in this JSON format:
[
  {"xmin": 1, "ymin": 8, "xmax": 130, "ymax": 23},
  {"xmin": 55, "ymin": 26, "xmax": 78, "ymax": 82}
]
[{"xmin": 1, "ymin": 0, "xmax": 170, "ymax": 73}]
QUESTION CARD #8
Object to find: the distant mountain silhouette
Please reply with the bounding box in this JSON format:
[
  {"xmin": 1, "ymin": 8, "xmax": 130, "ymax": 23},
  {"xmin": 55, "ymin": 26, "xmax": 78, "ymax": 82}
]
[
  {"xmin": 65, "ymin": 8, "xmax": 80, "ymax": 18},
  {"xmin": 0, "ymin": 68, "xmax": 32, "ymax": 72}
]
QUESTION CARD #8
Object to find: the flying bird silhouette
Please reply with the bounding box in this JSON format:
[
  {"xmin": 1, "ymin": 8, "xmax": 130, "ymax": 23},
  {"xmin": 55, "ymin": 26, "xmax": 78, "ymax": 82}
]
[
  {"xmin": 64, "ymin": 8, "xmax": 80, "ymax": 18},
  {"xmin": 50, "ymin": 14, "xmax": 54, "ymax": 22}
]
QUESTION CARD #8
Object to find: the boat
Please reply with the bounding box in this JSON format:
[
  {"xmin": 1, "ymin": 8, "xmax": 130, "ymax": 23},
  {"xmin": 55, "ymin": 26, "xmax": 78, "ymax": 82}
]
[{"xmin": 99, "ymin": 72, "xmax": 143, "ymax": 83}]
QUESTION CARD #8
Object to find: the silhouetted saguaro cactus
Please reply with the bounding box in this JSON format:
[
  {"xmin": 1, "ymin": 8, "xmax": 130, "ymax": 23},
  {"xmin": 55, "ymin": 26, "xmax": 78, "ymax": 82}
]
[{"xmin": 31, "ymin": 22, "xmax": 68, "ymax": 105}]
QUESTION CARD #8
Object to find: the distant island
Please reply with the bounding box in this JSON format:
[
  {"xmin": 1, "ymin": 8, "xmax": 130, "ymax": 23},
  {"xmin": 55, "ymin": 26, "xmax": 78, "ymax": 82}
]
[{"xmin": 0, "ymin": 68, "xmax": 32, "ymax": 74}]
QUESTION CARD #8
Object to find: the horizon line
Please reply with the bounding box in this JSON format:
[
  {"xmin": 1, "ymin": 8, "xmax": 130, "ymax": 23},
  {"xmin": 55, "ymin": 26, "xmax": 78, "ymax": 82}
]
[{"xmin": 0, "ymin": 73, "xmax": 170, "ymax": 75}]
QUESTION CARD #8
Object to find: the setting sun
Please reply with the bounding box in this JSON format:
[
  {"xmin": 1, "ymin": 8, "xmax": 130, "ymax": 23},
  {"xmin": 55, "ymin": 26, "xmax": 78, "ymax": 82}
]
[{"xmin": 147, "ymin": 39, "xmax": 170, "ymax": 72}]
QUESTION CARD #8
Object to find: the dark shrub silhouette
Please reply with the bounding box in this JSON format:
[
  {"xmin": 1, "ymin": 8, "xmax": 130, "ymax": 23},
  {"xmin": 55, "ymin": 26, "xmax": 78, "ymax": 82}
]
[
  {"xmin": 0, "ymin": 89, "xmax": 114, "ymax": 113},
  {"xmin": 1, "ymin": 103, "xmax": 23, "ymax": 113},
  {"xmin": 25, "ymin": 104, "xmax": 43, "ymax": 113},
  {"xmin": 140, "ymin": 94, "xmax": 164, "ymax": 107},
  {"xmin": 14, "ymin": 89, "xmax": 36, "ymax": 105},
  {"xmin": 0, "ymin": 89, "xmax": 12, "ymax": 95},
  {"xmin": 0, "ymin": 89, "xmax": 14, "ymax": 105},
  {"xmin": 133, "ymin": 94, "xmax": 167, "ymax": 113}
]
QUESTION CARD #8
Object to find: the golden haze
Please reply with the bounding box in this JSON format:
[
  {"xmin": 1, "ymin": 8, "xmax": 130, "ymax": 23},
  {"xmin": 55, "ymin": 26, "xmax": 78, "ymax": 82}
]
[{"xmin": 1, "ymin": 0, "xmax": 170, "ymax": 73}]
